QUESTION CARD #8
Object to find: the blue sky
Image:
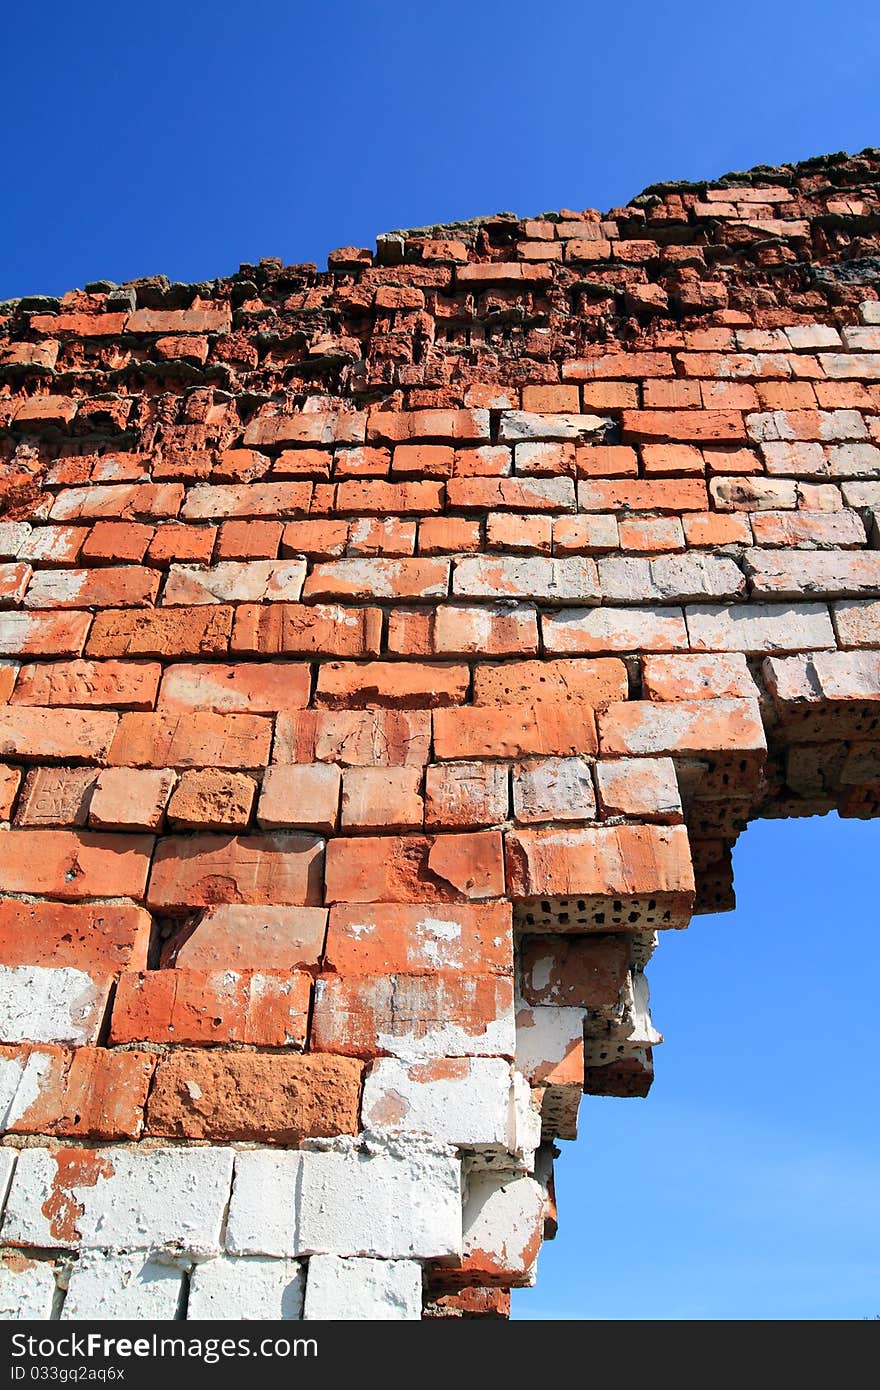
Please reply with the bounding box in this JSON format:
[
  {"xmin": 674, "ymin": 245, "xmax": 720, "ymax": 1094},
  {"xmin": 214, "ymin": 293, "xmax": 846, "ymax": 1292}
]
[{"xmin": 3, "ymin": 0, "xmax": 879, "ymax": 1321}]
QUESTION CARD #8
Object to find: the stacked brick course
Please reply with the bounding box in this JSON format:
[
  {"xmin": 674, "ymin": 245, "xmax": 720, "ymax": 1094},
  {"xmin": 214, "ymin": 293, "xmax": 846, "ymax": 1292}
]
[{"xmin": 0, "ymin": 148, "xmax": 879, "ymax": 1319}]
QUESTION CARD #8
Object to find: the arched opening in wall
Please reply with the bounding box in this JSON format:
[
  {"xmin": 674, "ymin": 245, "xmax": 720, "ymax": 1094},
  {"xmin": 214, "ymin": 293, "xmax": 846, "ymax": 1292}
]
[{"xmin": 511, "ymin": 813, "xmax": 880, "ymax": 1321}]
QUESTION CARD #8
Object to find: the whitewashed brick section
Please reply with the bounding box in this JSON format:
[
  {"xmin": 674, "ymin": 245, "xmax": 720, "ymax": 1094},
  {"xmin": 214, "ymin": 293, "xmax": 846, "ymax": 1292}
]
[
  {"xmin": 0, "ymin": 1147, "xmax": 17, "ymax": 1212},
  {"xmin": 297, "ymin": 1138, "xmax": 462, "ymax": 1259},
  {"xmin": 226, "ymin": 1150, "xmax": 302, "ymax": 1257},
  {"xmin": 462, "ymin": 1171, "xmax": 548, "ymax": 1284},
  {"xmin": 515, "ymin": 1001, "xmax": 586, "ymax": 1083},
  {"xmin": 188, "ymin": 1257, "xmax": 304, "ymax": 1320},
  {"xmin": 162, "ymin": 560, "xmax": 306, "ymax": 605},
  {"xmin": 1, "ymin": 1147, "xmax": 234, "ymax": 1254},
  {"xmin": 0, "ymin": 1051, "xmax": 55, "ymax": 1129},
  {"xmin": 0, "ymin": 967, "xmax": 108, "ymax": 1046},
  {"xmin": 61, "ymin": 1252, "xmax": 185, "ymax": 1320},
  {"xmin": 0, "ymin": 1255, "xmax": 57, "ymax": 1319},
  {"xmin": 361, "ymin": 1057, "xmax": 514, "ymax": 1149},
  {"xmin": 303, "ymin": 1256, "xmax": 422, "ymax": 1321}
]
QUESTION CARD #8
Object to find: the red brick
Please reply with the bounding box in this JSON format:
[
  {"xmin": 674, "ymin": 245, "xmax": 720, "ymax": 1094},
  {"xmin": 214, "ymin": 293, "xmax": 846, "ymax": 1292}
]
[
  {"xmin": 453, "ymin": 445, "xmax": 512, "ymax": 476},
  {"xmin": 521, "ymin": 934, "xmax": 630, "ymax": 1007},
  {"xmin": 346, "ymin": 517, "xmax": 416, "ymax": 556},
  {"xmin": 553, "ymin": 515, "xmax": 619, "ymax": 554},
  {"xmin": 341, "ymin": 766, "xmax": 424, "ymax": 830},
  {"xmin": 0, "ymin": 708, "xmax": 117, "ymax": 763},
  {"xmin": 457, "ymin": 262, "xmax": 550, "ymax": 286},
  {"xmin": 311, "ymin": 972, "xmax": 514, "ymax": 1058},
  {"xmin": 108, "ymin": 711, "xmax": 272, "ymax": 769},
  {"xmin": 640, "ymin": 444, "xmax": 704, "ymax": 475},
  {"xmin": 643, "ymin": 380, "xmax": 701, "ymax": 409},
  {"xmin": 325, "ymin": 902, "xmax": 513, "ymax": 975},
  {"xmin": 274, "ymin": 710, "xmax": 431, "ymax": 767},
  {"xmin": 0, "ymin": 1046, "xmax": 155, "ymax": 1140},
  {"xmin": 472, "ymin": 657, "xmax": 627, "ymax": 708},
  {"xmin": 86, "ymin": 606, "xmax": 232, "ymax": 658},
  {"xmin": 89, "ymin": 767, "xmax": 175, "ymax": 831},
  {"xmin": 505, "ymin": 823, "xmax": 695, "ymax": 906},
  {"xmin": 110, "ymin": 969, "xmax": 311, "ymax": 1047},
  {"xmin": 391, "ymin": 444, "xmax": 455, "ymax": 478},
  {"xmin": 23, "ymin": 566, "xmax": 159, "ymax": 610},
  {"xmin": 367, "ymin": 409, "xmax": 489, "ymax": 443},
  {"xmin": 581, "ymin": 383, "xmax": 639, "ymax": 410},
  {"xmin": 618, "ymin": 516, "xmax": 685, "ymax": 552},
  {"xmin": 0, "ymin": 900, "xmax": 151, "ymax": 971},
  {"xmin": 272, "ymin": 448, "xmax": 332, "ymax": 479},
  {"xmin": 521, "ymin": 385, "xmax": 580, "ymax": 412},
  {"xmin": 153, "ymin": 333, "xmax": 208, "ymax": 363},
  {"xmin": 594, "ymin": 757, "xmax": 682, "ymax": 821},
  {"xmin": 50, "ymin": 483, "xmax": 184, "ymax": 522},
  {"xmin": 386, "ymin": 604, "xmax": 538, "ymax": 657},
  {"xmin": 280, "ymin": 520, "xmax": 348, "ymax": 558},
  {"xmin": 324, "ymin": 831, "xmax": 505, "ymax": 903},
  {"xmin": 563, "ymin": 352, "xmax": 674, "ymax": 380},
  {"xmin": 303, "ymin": 557, "xmax": 449, "ymax": 601},
  {"xmin": 418, "ymin": 518, "xmax": 482, "ymax": 554},
  {"xmin": 147, "ymin": 525, "xmax": 217, "ymax": 566},
  {"xmin": 231, "ymin": 603, "xmax": 381, "ymax": 657},
  {"xmin": 181, "ymin": 482, "xmax": 312, "ymax": 520},
  {"xmin": 424, "ymin": 761, "xmax": 508, "ymax": 829},
  {"xmin": 157, "ymin": 662, "xmax": 311, "ymax": 714},
  {"xmin": 256, "ymin": 764, "xmax": 341, "ymax": 832},
  {"xmin": 333, "ymin": 447, "xmax": 390, "ymax": 479},
  {"xmin": 315, "ymin": 660, "xmax": 469, "ymax": 709},
  {"xmin": 486, "ymin": 513, "xmax": 552, "ymax": 553},
  {"xmin": 14, "ymin": 394, "xmax": 77, "ymax": 427},
  {"xmin": 575, "ymin": 445, "xmax": 638, "ymax": 478},
  {"xmin": 621, "ymin": 410, "xmax": 745, "ymax": 442},
  {"xmin": 145, "ymin": 1050, "xmax": 362, "ymax": 1142},
  {"xmin": 514, "ymin": 441, "xmax": 576, "ymax": 477},
  {"xmin": 577, "ymin": 478, "xmax": 709, "ymax": 512},
  {"xmin": 80, "ymin": 522, "xmax": 154, "ymax": 564},
  {"xmin": 682, "ymin": 512, "xmax": 752, "ymax": 546},
  {"xmin": 642, "ymin": 653, "xmax": 759, "ymax": 701},
  {"xmin": 30, "ymin": 312, "xmax": 127, "ymax": 337},
  {"xmin": 335, "ymin": 480, "xmax": 444, "ymax": 514},
  {"xmin": 0, "ymin": 829, "xmax": 153, "ymax": 899},
  {"xmin": 166, "ymin": 769, "xmax": 256, "ymax": 829},
  {"xmin": 147, "ymin": 833, "xmax": 325, "ymax": 910},
  {"xmin": 446, "ymin": 478, "xmax": 575, "ymax": 512},
  {"xmin": 243, "ymin": 409, "xmax": 365, "ymax": 449},
  {"xmin": 0, "ymin": 611, "xmax": 92, "ymax": 658},
  {"xmin": 433, "ymin": 703, "xmax": 597, "ymax": 760},
  {"xmin": 0, "ymin": 765, "xmax": 21, "ymax": 819},
  {"xmin": 14, "ymin": 767, "xmax": 97, "ymax": 826},
  {"xmin": 126, "ymin": 306, "xmax": 231, "ymax": 334},
  {"xmin": 168, "ymin": 904, "xmax": 327, "ymax": 970},
  {"xmin": 10, "ymin": 659, "xmax": 160, "ymax": 710},
  {"xmin": 598, "ymin": 697, "xmax": 766, "ymax": 758},
  {"xmin": 215, "ymin": 520, "xmax": 283, "ymax": 560}
]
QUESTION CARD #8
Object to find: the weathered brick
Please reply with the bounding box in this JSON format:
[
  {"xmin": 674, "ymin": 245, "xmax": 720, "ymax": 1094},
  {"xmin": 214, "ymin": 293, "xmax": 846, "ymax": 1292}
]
[
  {"xmin": 169, "ymin": 905, "xmax": 327, "ymax": 970},
  {"xmin": 324, "ymin": 831, "xmax": 505, "ymax": 903},
  {"xmin": 578, "ymin": 478, "xmax": 709, "ymax": 512},
  {"xmin": 542, "ymin": 606, "xmax": 689, "ymax": 654},
  {"xmin": 89, "ymin": 768, "xmax": 175, "ymax": 831},
  {"xmin": 303, "ymin": 558, "xmax": 449, "ymax": 601},
  {"xmin": 642, "ymin": 652, "xmax": 759, "ymax": 701},
  {"xmin": 50, "ymin": 484, "xmax": 184, "ymax": 522},
  {"xmin": 10, "ymin": 659, "xmax": 160, "ymax": 709},
  {"xmin": 166, "ymin": 769, "xmax": 256, "ymax": 829},
  {"xmin": 110, "ymin": 970, "xmax": 311, "ymax": 1047},
  {"xmin": 685, "ymin": 602, "xmax": 836, "ymax": 652},
  {"xmin": 505, "ymin": 823, "xmax": 695, "ymax": 906},
  {"xmin": 181, "ymin": 483, "xmax": 312, "ymax": 520},
  {"xmin": 512, "ymin": 756, "xmax": 595, "ymax": 824},
  {"xmin": 0, "ymin": 611, "xmax": 92, "ymax": 658},
  {"xmin": 424, "ymin": 762, "xmax": 508, "ymax": 828},
  {"xmin": 433, "ymin": 703, "xmax": 597, "ymax": 760},
  {"xmin": 743, "ymin": 548, "xmax": 880, "ymax": 598},
  {"xmin": 521, "ymin": 935, "xmax": 630, "ymax": 1007},
  {"xmin": 157, "ymin": 662, "xmax": 311, "ymax": 713},
  {"xmin": 109, "ymin": 711, "xmax": 272, "ymax": 769},
  {"xmin": 14, "ymin": 767, "xmax": 97, "ymax": 827},
  {"xmin": 0, "ymin": 901, "xmax": 151, "ymax": 971},
  {"xmin": 312, "ymin": 972, "xmax": 515, "ymax": 1059},
  {"xmin": 341, "ymin": 766, "xmax": 424, "ymax": 830},
  {"xmin": 0, "ymin": 1046, "xmax": 155, "ymax": 1139},
  {"xmin": 366, "ymin": 409, "xmax": 489, "ymax": 444},
  {"xmin": 324, "ymin": 903, "xmax": 512, "ymax": 975},
  {"xmin": 594, "ymin": 757, "xmax": 683, "ymax": 821},
  {"xmin": 452, "ymin": 555, "xmax": 599, "ymax": 602},
  {"xmin": 87, "ymin": 606, "xmax": 233, "ymax": 658},
  {"xmin": 162, "ymin": 560, "xmax": 306, "ymax": 605},
  {"xmin": 0, "ymin": 708, "xmax": 117, "ymax": 763},
  {"xmin": 231, "ymin": 603, "xmax": 381, "ymax": 657},
  {"xmin": 146, "ymin": 1051, "xmax": 362, "ymax": 1142},
  {"xmin": 147, "ymin": 833, "xmax": 324, "ymax": 909},
  {"xmin": 274, "ymin": 709, "xmax": 431, "ymax": 767},
  {"xmin": 386, "ymin": 604, "xmax": 538, "ymax": 657},
  {"xmin": 315, "ymin": 660, "xmax": 469, "ymax": 709},
  {"xmin": 598, "ymin": 698, "xmax": 766, "ymax": 759},
  {"xmin": 0, "ymin": 830, "xmax": 153, "ymax": 900},
  {"xmin": 472, "ymin": 657, "xmax": 626, "ymax": 708}
]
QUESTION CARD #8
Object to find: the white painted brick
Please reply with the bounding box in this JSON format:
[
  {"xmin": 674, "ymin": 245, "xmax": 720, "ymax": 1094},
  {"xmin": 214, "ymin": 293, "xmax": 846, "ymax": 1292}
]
[
  {"xmin": 462, "ymin": 1170, "xmax": 548, "ymax": 1283},
  {"xmin": 0, "ymin": 1254, "xmax": 57, "ymax": 1319},
  {"xmin": 188, "ymin": 1256, "xmax": 304, "ymax": 1320},
  {"xmin": 0, "ymin": 523, "xmax": 32, "ymax": 559},
  {"xmin": 361, "ymin": 1057, "xmax": 514, "ymax": 1149},
  {"xmin": 0, "ymin": 1147, "xmax": 17, "ymax": 1213},
  {"xmin": 303, "ymin": 1255, "xmax": 422, "ymax": 1321},
  {"xmin": 61, "ymin": 1252, "xmax": 185, "ymax": 1320},
  {"xmin": 226, "ymin": 1150, "xmax": 302, "ymax": 1257},
  {"xmin": 499, "ymin": 411, "xmax": 610, "ymax": 442},
  {"xmin": 0, "ymin": 1051, "xmax": 56, "ymax": 1128},
  {"xmin": 1, "ymin": 1146, "xmax": 234, "ymax": 1254},
  {"xmin": 297, "ymin": 1138, "xmax": 462, "ymax": 1259},
  {"xmin": 860, "ymin": 301, "xmax": 880, "ymax": 326},
  {"xmin": 515, "ymin": 1000, "xmax": 586, "ymax": 1084},
  {"xmin": 0, "ymin": 966, "xmax": 108, "ymax": 1045}
]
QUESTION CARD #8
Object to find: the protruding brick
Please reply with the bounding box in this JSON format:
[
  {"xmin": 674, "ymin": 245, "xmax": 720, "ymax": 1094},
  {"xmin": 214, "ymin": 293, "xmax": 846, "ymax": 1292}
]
[
  {"xmin": 0, "ymin": 830, "xmax": 153, "ymax": 900},
  {"xmin": 89, "ymin": 767, "xmax": 175, "ymax": 831},
  {"xmin": 324, "ymin": 902, "xmax": 512, "ymax": 976},
  {"xmin": 166, "ymin": 769, "xmax": 256, "ymax": 829},
  {"xmin": 324, "ymin": 831, "xmax": 505, "ymax": 903}
]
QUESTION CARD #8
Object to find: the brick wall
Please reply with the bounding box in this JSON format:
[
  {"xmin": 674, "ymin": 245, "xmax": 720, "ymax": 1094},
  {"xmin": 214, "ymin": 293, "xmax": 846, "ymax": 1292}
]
[{"xmin": 0, "ymin": 148, "xmax": 878, "ymax": 1319}]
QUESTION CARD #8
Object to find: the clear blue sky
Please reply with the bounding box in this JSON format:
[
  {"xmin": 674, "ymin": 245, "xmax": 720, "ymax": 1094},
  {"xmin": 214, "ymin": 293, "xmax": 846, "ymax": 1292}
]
[{"xmin": 4, "ymin": 0, "xmax": 879, "ymax": 1322}]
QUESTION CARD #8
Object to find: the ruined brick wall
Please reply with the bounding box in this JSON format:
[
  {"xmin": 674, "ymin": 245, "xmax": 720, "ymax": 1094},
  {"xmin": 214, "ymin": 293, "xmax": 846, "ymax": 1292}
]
[{"xmin": 0, "ymin": 149, "xmax": 879, "ymax": 1320}]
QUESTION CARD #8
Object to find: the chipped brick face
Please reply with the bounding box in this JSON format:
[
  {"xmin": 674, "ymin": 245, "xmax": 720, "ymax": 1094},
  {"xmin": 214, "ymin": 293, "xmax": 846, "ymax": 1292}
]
[{"xmin": 1, "ymin": 151, "xmax": 880, "ymax": 1321}]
